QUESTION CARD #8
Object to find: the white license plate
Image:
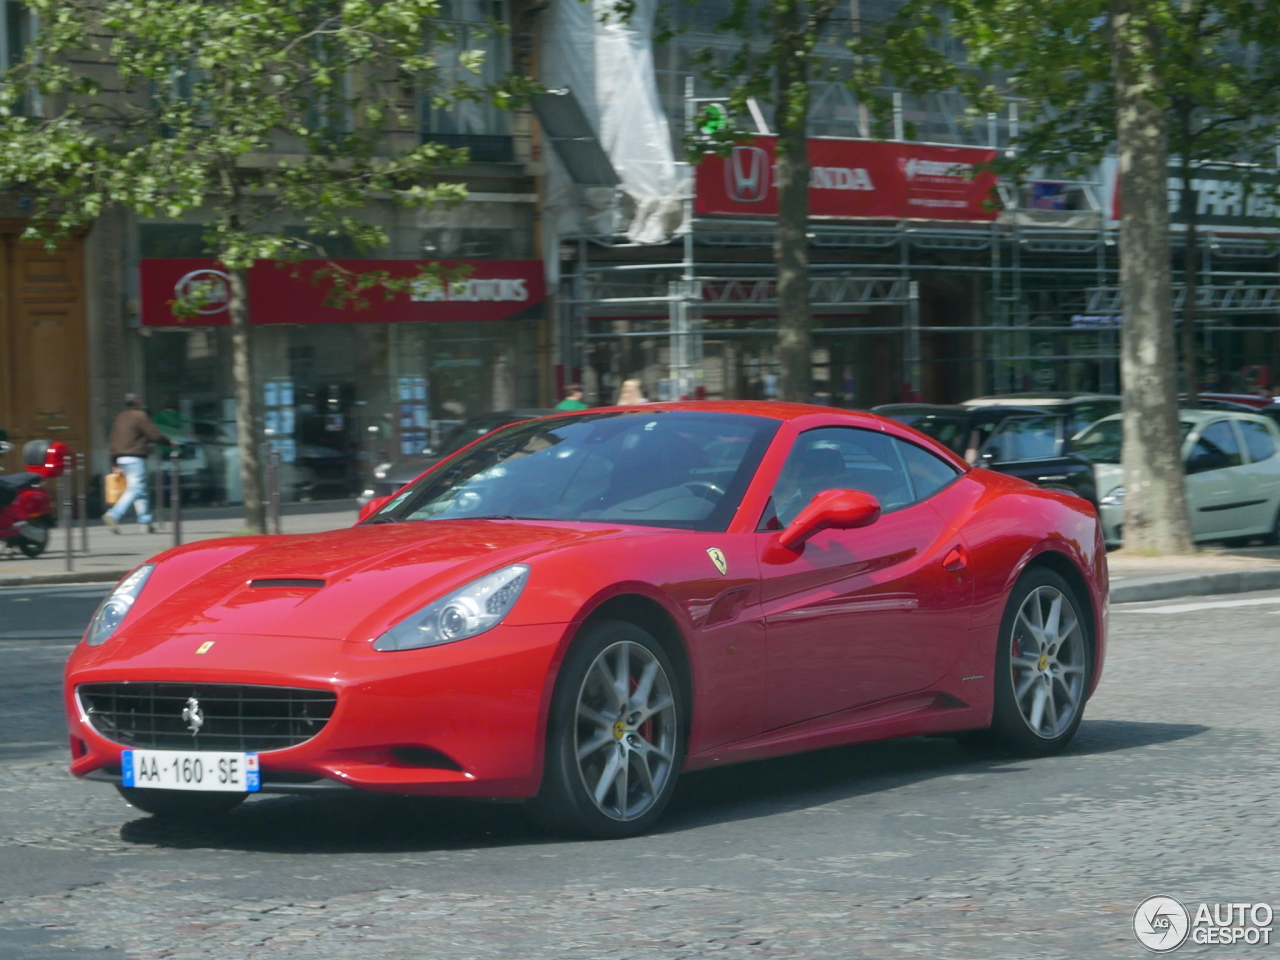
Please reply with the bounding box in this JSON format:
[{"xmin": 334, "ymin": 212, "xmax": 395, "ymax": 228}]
[{"xmin": 121, "ymin": 749, "xmax": 260, "ymax": 793}]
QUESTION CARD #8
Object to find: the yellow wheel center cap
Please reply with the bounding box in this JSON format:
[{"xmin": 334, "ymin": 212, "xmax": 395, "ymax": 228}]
[
  {"xmin": 613, "ymin": 719, "xmax": 627, "ymax": 739},
  {"xmin": 1038, "ymin": 654, "xmax": 1049, "ymax": 672}
]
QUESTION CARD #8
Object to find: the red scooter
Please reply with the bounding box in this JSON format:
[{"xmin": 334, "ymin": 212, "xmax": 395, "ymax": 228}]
[{"xmin": 0, "ymin": 431, "xmax": 62, "ymax": 559}]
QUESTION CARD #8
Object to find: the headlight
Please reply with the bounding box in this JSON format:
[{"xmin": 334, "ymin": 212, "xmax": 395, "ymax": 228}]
[
  {"xmin": 372, "ymin": 564, "xmax": 530, "ymax": 652},
  {"xmin": 85, "ymin": 564, "xmax": 155, "ymax": 646},
  {"xmin": 1100, "ymin": 486, "xmax": 1125, "ymax": 506},
  {"xmin": 373, "ymin": 462, "xmax": 392, "ymax": 479}
]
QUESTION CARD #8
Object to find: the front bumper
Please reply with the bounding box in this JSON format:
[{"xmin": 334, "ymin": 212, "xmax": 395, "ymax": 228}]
[{"xmin": 64, "ymin": 623, "xmax": 570, "ymax": 799}]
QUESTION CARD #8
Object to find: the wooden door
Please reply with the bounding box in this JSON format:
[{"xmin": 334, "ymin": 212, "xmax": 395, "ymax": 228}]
[{"xmin": 0, "ymin": 232, "xmax": 89, "ymax": 472}]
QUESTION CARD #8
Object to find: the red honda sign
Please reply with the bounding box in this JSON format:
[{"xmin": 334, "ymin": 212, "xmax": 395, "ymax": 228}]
[
  {"xmin": 139, "ymin": 259, "xmax": 546, "ymax": 327},
  {"xmin": 695, "ymin": 137, "xmax": 999, "ymax": 221}
]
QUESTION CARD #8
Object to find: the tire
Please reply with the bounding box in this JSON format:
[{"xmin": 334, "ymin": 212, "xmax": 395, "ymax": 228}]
[
  {"xmin": 1260, "ymin": 506, "xmax": 1280, "ymax": 546},
  {"xmin": 16, "ymin": 537, "xmax": 45, "ymax": 559},
  {"xmin": 972, "ymin": 567, "xmax": 1093, "ymax": 757},
  {"xmin": 116, "ymin": 785, "xmax": 245, "ymax": 820},
  {"xmin": 530, "ymin": 620, "xmax": 685, "ymax": 839}
]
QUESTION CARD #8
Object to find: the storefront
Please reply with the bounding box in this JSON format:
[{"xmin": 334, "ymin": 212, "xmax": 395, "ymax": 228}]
[{"xmin": 135, "ymin": 257, "xmax": 546, "ymax": 504}]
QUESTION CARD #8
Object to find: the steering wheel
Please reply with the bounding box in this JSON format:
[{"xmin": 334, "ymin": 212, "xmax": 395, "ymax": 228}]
[{"xmin": 683, "ymin": 481, "xmax": 725, "ymax": 502}]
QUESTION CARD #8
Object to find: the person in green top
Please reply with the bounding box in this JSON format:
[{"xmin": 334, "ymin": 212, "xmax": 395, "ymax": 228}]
[{"xmin": 554, "ymin": 384, "xmax": 589, "ymax": 411}]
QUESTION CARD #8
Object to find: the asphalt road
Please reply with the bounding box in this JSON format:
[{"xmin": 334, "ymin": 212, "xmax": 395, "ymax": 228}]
[{"xmin": 0, "ymin": 583, "xmax": 1276, "ymax": 959}]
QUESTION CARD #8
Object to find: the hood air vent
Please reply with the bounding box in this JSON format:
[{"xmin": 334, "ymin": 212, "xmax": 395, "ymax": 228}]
[{"xmin": 249, "ymin": 578, "xmax": 326, "ymax": 589}]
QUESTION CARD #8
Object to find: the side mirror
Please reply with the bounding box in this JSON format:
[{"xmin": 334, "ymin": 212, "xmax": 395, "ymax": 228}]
[
  {"xmin": 357, "ymin": 494, "xmax": 393, "ymax": 524},
  {"xmin": 766, "ymin": 489, "xmax": 881, "ymax": 562}
]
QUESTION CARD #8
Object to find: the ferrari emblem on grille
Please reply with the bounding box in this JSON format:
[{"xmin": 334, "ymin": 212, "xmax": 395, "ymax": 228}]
[
  {"xmin": 707, "ymin": 547, "xmax": 728, "ymax": 576},
  {"xmin": 182, "ymin": 697, "xmax": 204, "ymax": 735}
]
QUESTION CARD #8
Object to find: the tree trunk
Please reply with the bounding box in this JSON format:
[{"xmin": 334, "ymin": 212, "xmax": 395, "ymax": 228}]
[
  {"xmin": 1179, "ymin": 149, "xmax": 1200, "ymax": 409},
  {"xmin": 228, "ymin": 267, "xmax": 266, "ymax": 534},
  {"xmin": 1111, "ymin": 0, "xmax": 1193, "ymax": 554},
  {"xmin": 773, "ymin": 0, "xmax": 812, "ymax": 404}
]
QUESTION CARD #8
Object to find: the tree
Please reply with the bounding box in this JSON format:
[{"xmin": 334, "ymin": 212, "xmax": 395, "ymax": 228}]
[
  {"xmin": 0, "ymin": 0, "xmax": 533, "ymax": 532},
  {"xmin": 860, "ymin": 0, "xmax": 1280, "ymax": 553}
]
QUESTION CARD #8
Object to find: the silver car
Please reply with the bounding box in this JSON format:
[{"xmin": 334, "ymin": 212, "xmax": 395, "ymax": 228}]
[{"xmin": 1076, "ymin": 409, "xmax": 1280, "ymax": 547}]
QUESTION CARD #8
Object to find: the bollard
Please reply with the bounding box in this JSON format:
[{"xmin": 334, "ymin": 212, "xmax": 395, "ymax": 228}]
[
  {"xmin": 75, "ymin": 453, "xmax": 88, "ymax": 553},
  {"xmin": 61, "ymin": 454, "xmax": 73, "ymax": 572},
  {"xmin": 170, "ymin": 448, "xmax": 182, "ymax": 547}
]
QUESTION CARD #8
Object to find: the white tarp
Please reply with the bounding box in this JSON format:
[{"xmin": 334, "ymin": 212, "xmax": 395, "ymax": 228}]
[{"xmin": 540, "ymin": 0, "xmax": 685, "ymax": 250}]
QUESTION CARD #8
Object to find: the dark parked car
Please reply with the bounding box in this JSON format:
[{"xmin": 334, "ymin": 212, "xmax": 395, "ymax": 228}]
[
  {"xmin": 876, "ymin": 393, "xmax": 1122, "ymax": 506},
  {"xmin": 358, "ymin": 409, "xmax": 554, "ymax": 506}
]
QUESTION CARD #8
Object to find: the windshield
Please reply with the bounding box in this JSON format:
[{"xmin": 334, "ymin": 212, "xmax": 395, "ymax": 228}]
[
  {"xmin": 375, "ymin": 410, "xmax": 780, "ymax": 531},
  {"xmin": 1074, "ymin": 418, "xmax": 1194, "ymax": 463}
]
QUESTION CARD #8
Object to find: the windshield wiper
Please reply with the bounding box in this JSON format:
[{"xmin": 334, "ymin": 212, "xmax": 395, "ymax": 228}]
[
  {"xmin": 467, "ymin": 514, "xmax": 519, "ymax": 520},
  {"xmin": 364, "ymin": 516, "xmax": 400, "ymax": 524}
]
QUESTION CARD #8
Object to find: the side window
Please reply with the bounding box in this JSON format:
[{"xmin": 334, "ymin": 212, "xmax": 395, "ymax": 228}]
[
  {"xmin": 766, "ymin": 427, "xmax": 913, "ymax": 528},
  {"xmin": 1069, "ymin": 401, "xmax": 1120, "ymax": 437},
  {"xmin": 1239, "ymin": 421, "xmax": 1276, "ymax": 464},
  {"xmin": 1187, "ymin": 421, "xmax": 1243, "ymax": 474},
  {"xmin": 896, "ymin": 439, "xmax": 961, "ymax": 501},
  {"xmin": 982, "ymin": 416, "xmax": 1062, "ymax": 463}
]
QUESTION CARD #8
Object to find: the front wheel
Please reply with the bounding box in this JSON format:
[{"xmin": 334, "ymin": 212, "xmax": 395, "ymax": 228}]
[
  {"xmin": 116, "ymin": 786, "xmax": 245, "ymax": 820},
  {"xmin": 973, "ymin": 567, "xmax": 1093, "ymax": 756},
  {"xmin": 530, "ymin": 620, "xmax": 684, "ymax": 839}
]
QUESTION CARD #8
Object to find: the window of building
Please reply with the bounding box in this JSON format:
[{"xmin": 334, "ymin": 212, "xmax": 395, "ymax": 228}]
[
  {"xmin": 1, "ymin": 1, "xmax": 37, "ymax": 114},
  {"xmin": 422, "ymin": 0, "xmax": 513, "ymax": 163}
]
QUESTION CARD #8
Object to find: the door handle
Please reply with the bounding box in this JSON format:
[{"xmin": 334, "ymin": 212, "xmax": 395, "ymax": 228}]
[{"xmin": 943, "ymin": 546, "xmax": 968, "ymax": 572}]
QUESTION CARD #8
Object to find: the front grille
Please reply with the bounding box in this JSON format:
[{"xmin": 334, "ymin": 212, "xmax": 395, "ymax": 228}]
[{"xmin": 77, "ymin": 682, "xmax": 337, "ymax": 752}]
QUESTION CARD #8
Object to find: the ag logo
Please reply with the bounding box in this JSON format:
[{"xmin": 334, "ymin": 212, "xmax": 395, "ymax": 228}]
[
  {"xmin": 173, "ymin": 268, "xmax": 231, "ymax": 316},
  {"xmin": 706, "ymin": 547, "xmax": 728, "ymax": 576},
  {"xmin": 1134, "ymin": 896, "xmax": 1190, "ymax": 952}
]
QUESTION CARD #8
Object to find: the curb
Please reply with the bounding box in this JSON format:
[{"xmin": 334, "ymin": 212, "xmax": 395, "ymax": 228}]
[
  {"xmin": 1110, "ymin": 568, "xmax": 1280, "ymax": 604},
  {"xmin": 0, "ymin": 569, "xmax": 130, "ymax": 588}
]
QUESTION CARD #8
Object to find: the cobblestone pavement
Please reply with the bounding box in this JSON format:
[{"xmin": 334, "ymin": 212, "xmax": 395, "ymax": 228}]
[{"xmin": 0, "ymin": 589, "xmax": 1276, "ymax": 958}]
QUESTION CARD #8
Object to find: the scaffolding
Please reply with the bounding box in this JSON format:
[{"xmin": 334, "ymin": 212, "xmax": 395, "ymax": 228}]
[{"xmin": 555, "ymin": 70, "xmax": 1280, "ymax": 406}]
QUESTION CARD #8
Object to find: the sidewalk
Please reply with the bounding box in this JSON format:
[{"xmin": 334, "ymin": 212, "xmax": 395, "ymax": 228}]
[
  {"xmin": 1107, "ymin": 547, "xmax": 1280, "ymax": 603},
  {"xmin": 9, "ymin": 510, "xmax": 1280, "ymax": 603},
  {"xmin": 0, "ymin": 505, "xmax": 359, "ymax": 587}
]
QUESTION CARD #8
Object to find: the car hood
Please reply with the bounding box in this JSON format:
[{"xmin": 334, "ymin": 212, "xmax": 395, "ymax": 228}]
[{"xmin": 122, "ymin": 520, "xmax": 620, "ymax": 642}]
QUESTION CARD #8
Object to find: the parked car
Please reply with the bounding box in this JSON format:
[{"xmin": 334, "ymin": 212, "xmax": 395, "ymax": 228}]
[
  {"xmin": 1076, "ymin": 409, "xmax": 1280, "ymax": 547},
  {"xmin": 875, "ymin": 400, "xmax": 1108, "ymax": 506},
  {"xmin": 959, "ymin": 393, "xmax": 1122, "ymax": 437},
  {"xmin": 358, "ymin": 409, "xmax": 554, "ymax": 506}
]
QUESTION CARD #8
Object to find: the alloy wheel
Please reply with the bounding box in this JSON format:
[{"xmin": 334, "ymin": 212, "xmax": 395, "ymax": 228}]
[
  {"xmin": 574, "ymin": 640, "xmax": 678, "ymax": 821},
  {"xmin": 1009, "ymin": 585, "xmax": 1088, "ymax": 739}
]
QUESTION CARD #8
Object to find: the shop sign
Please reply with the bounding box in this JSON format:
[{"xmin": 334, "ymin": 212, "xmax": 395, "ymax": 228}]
[
  {"xmin": 139, "ymin": 258, "xmax": 545, "ymax": 327},
  {"xmin": 1100, "ymin": 157, "xmax": 1280, "ymax": 230},
  {"xmin": 694, "ymin": 137, "xmax": 999, "ymax": 221}
]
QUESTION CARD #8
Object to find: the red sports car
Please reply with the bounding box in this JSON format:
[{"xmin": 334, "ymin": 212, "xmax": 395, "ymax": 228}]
[{"xmin": 64, "ymin": 402, "xmax": 1107, "ymax": 838}]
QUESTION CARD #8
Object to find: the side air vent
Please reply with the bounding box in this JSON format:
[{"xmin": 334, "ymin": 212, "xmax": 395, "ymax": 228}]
[{"xmin": 250, "ymin": 579, "xmax": 325, "ymax": 589}]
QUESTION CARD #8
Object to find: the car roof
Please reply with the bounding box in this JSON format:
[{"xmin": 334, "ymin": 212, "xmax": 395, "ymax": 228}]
[
  {"xmin": 960, "ymin": 393, "xmax": 1120, "ymax": 408},
  {"xmin": 1090, "ymin": 409, "xmax": 1277, "ymax": 428},
  {"xmin": 871, "ymin": 404, "xmax": 967, "ymax": 415}
]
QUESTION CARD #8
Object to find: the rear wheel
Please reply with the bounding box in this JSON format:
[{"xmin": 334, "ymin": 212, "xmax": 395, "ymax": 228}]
[
  {"xmin": 1260, "ymin": 506, "xmax": 1280, "ymax": 546},
  {"xmin": 530, "ymin": 620, "xmax": 684, "ymax": 839},
  {"xmin": 116, "ymin": 786, "xmax": 245, "ymax": 820},
  {"xmin": 16, "ymin": 536, "xmax": 45, "ymax": 558},
  {"xmin": 973, "ymin": 567, "xmax": 1092, "ymax": 756}
]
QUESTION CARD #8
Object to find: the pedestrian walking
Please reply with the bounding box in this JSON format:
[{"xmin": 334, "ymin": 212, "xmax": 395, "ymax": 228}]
[
  {"xmin": 555, "ymin": 384, "xmax": 589, "ymax": 411},
  {"xmin": 103, "ymin": 394, "xmax": 171, "ymax": 534},
  {"xmin": 616, "ymin": 378, "xmax": 650, "ymax": 405}
]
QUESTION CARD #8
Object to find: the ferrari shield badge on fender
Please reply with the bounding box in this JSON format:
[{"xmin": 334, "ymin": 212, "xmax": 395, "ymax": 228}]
[
  {"xmin": 707, "ymin": 547, "xmax": 728, "ymax": 576},
  {"xmin": 195, "ymin": 641, "xmax": 215, "ymax": 655}
]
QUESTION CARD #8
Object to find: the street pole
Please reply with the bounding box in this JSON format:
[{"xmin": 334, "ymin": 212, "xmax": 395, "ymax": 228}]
[
  {"xmin": 170, "ymin": 448, "xmax": 182, "ymax": 547},
  {"xmin": 75, "ymin": 453, "xmax": 88, "ymax": 553},
  {"xmin": 61, "ymin": 454, "xmax": 73, "ymax": 572}
]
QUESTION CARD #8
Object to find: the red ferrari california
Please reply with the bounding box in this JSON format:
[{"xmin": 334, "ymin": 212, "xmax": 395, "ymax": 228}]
[{"xmin": 64, "ymin": 402, "xmax": 1106, "ymax": 838}]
